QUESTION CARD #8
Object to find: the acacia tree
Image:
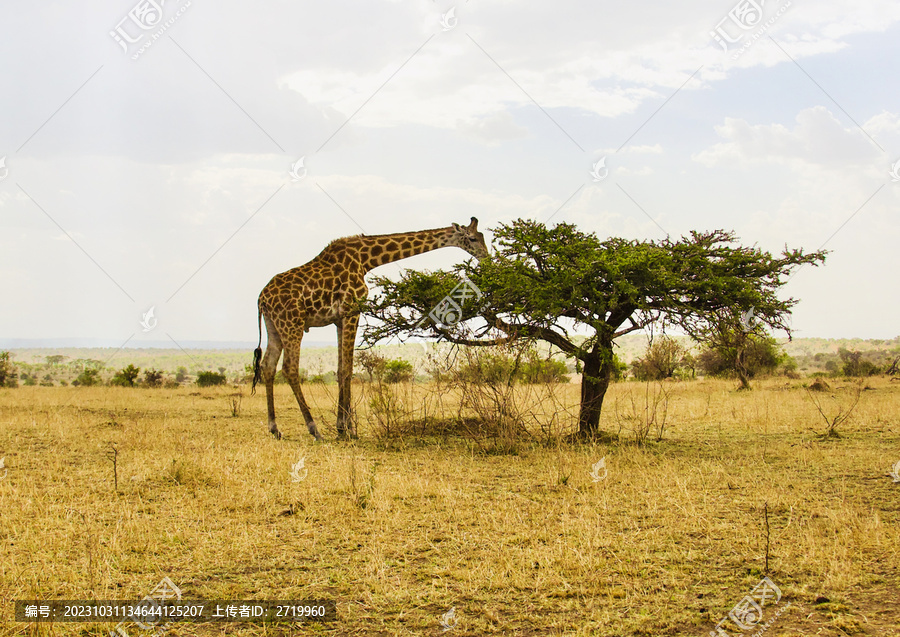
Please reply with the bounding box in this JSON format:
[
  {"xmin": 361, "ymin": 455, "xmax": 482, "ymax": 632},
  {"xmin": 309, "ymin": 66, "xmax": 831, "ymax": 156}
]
[{"xmin": 362, "ymin": 220, "xmax": 825, "ymax": 439}]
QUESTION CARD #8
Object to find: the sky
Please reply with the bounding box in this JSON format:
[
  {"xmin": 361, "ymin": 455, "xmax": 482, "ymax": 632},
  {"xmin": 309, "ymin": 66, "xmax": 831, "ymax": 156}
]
[{"xmin": 0, "ymin": 0, "xmax": 898, "ymax": 349}]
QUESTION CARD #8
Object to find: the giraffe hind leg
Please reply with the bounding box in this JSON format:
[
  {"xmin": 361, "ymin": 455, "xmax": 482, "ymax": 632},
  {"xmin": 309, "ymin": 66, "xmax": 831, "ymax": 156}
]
[
  {"xmin": 261, "ymin": 314, "xmax": 283, "ymax": 439},
  {"xmin": 282, "ymin": 339, "xmax": 323, "ymax": 441}
]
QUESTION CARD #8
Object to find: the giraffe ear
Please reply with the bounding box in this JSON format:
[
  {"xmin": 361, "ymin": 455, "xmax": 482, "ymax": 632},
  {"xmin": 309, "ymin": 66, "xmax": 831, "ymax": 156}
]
[
  {"xmin": 452, "ymin": 223, "xmax": 461, "ymax": 231},
  {"xmin": 468, "ymin": 217, "xmax": 478, "ymax": 230}
]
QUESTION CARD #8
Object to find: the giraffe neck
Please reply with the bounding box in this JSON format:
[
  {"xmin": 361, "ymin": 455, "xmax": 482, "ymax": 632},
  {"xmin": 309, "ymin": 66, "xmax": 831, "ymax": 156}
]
[{"xmin": 354, "ymin": 227, "xmax": 454, "ymax": 271}]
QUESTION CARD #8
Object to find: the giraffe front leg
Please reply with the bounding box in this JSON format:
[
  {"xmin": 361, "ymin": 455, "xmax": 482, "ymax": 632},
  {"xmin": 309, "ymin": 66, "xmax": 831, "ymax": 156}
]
[{"xmin": 336, "ymin": 315, "xmax": 359, "ymax": 439}]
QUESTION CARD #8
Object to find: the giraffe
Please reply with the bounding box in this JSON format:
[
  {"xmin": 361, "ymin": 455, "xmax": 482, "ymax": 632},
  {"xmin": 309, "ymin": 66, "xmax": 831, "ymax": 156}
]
[{"xmin": 251, "ymin": 218, "xmax": 488, "ymax": 440}]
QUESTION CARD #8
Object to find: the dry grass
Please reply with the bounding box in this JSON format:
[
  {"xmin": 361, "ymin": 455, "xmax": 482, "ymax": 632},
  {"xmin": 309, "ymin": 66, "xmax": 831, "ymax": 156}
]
[{"xmin": 1, "ymin": 377, "xmax": 899, "ymax": 636}]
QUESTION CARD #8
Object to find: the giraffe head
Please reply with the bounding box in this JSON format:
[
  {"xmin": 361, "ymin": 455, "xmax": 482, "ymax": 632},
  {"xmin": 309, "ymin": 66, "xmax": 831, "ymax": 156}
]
[{"xmin": 449, "ymin": 217, "xmax": 489, "ymax": 259}]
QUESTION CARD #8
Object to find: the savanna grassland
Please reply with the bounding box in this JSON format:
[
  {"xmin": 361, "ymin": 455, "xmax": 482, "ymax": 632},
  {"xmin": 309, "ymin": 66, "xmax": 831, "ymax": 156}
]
[{"xmin": 1, "ymin": 377, "xmax": 899, "ymax": 636}]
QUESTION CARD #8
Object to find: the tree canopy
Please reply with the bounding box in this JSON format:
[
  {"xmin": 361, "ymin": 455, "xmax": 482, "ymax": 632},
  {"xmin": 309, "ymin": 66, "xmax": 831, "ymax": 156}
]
[{"xmin": 362, "ymin": 219, "xmax": 826, "ymax": 438}]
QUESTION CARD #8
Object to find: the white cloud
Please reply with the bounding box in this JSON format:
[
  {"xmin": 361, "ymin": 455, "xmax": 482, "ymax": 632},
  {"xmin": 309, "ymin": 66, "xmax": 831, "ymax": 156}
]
[
  {"xmin": 456, "ymin": 111, "xmax": 529, "ymax": 145},
  {"xmin": 693, "ymin": 107, "xmax": 887, "ymax": 169},
  {"xmin": 2, "ymin": 1, "xmax": 900, "ymax": 340}
]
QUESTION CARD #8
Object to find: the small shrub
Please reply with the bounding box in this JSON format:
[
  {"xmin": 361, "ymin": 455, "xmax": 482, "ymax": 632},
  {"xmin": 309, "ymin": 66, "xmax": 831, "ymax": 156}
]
[
  {"xmin": 631, "ymin": 337, "xmax": 690, "ymax": 381},
  {"xmin": 144, "ymin": 369, "xmax": 164, "ymax": 388},
  {"xmin": 196, "ymin": 371, "xmax": 227, "ymax": 387},
  {"xmin": 357, "ymin": 350, "xmax": 387, "ymax": 382},
  {"xmin": 110, "ymin": 364, "xmax": 140, "ymax": 387},
  {"xmin": 228, "ymin": 393, "xmax": 242, "ymax": 417}
]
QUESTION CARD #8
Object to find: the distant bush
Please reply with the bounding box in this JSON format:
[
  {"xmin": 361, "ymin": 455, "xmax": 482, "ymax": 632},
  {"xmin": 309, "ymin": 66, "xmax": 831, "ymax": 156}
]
[
  {"xmin": 631, "ymin": 337, "xmax": 692, "ymax": 381},
  {"xmin": 383, "ymin": 359, "xmax": 414, "ymax": 383},
  {"xmin": 110, "ymin": 364, "xmax": 140, "ymax": 387},
  {"xmin": 355, "ymin": 351, "xmax": 413, "ymax": 384},
  {"xmin": 175, "ymin": 366, "xmax": 188, "ymax": 383},
  {"xmin": 241, "ymin": 362, "xmax": 295, "ymax": 385},
  {"xmin": 454, "ymin": 346, "xmax": 570, "ymax": 385},
  {"xmin": 456, "ymin": 350, "xmax": 518, "ymax": 385},
  {"xmin": 196, "ymin": 371, "xmax": 227, "ymax": 387},
  {"xmin": 309, "ymin": 372, "xmax": 336, "ymax": 384},
  {"xmin": 698, "ymin": 336, "xmax": 785, "ymax": 379},
  {"xmin": 73, "ymin": 368, "xmax": 101, "ymax": 387},
  {"xmin": 0, "ymin": 351, "xmax": 18, "ymax": 388},
  {"xmin": 520, "ymin": 355, "xmax": 570, "ymax": 384},
  {"xmin": 144, "ymin": 369, "xmax": 164, "ymax": 388},
  {"xmin": 837, "ymin": 348, "xmax": 880, "ymax": 377}
]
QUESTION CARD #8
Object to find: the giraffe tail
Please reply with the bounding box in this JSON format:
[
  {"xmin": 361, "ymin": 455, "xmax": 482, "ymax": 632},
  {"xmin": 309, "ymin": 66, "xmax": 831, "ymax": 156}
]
[{"xmin": 251, "ymin": 306, "xmax": 263, "ymax": 395}]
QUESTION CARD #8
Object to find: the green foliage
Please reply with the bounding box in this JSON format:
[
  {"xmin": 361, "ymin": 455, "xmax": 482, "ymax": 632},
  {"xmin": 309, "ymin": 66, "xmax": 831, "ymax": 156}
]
[
  {"xmin": 383, "ymin": 359, "xmax": 414, "ymax": 384},
  {"xmin": 0, "ymin": 352, "xmax": 18, "ymax": 388},
  {"xmin": 73, "ymin": 368, "xmax": 101, "ymax": 387},
  {"xmin": 110, "ymin": 364, "xmax": 140, "ymax": 387},
  {"xmin": 196, "ymin": 371, "xmax": 227, "ymax": 387},
  {"xmin": 175, "ymin": 367, "xmax": 188, "ymax": 383}
]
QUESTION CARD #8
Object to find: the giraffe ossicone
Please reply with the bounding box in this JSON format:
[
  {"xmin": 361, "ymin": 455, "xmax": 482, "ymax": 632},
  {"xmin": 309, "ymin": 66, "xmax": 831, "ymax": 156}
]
[{"xmin": 252, "ymin": 218, "xmax": 488, "ymax": 440}]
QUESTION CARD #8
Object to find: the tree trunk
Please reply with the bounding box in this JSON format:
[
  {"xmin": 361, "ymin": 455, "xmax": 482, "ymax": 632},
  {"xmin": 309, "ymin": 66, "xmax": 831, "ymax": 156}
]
[
  {"xmin": 735, "ymin": 344, "xmax": 752, "ymax": 390},
  {"xmin": 576, "ymin": 346, "xmax": 614, "ymax": 439}
]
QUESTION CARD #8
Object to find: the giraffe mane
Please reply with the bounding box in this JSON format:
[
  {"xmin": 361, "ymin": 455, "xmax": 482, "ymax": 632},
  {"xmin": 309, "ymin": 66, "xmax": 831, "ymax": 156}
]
[{"xmin": 323, "ymin": 226, "xmax": 452, "ymax": 250}]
